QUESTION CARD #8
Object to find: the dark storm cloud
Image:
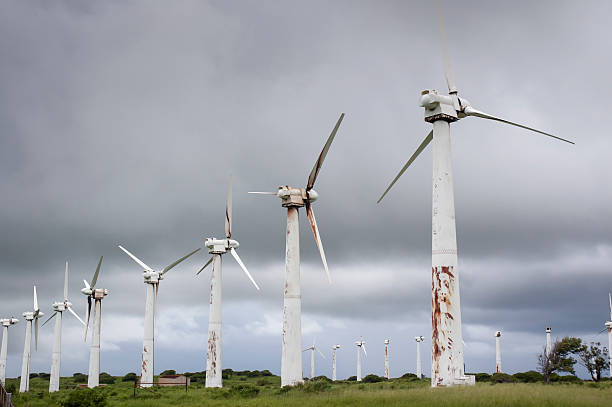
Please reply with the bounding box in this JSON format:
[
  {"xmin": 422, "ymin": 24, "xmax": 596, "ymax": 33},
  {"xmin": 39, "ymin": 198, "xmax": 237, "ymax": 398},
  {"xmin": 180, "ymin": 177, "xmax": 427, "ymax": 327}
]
[{"xmin": 0, "ymin": 0, "xmax": 610, "ymax": 377}]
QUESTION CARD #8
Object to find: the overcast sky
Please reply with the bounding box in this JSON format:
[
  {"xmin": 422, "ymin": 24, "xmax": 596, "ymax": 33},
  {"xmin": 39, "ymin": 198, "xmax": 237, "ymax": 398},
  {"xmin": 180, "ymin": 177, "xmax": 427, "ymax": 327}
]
[{"xmin": 1, "ymin": 0, "xmax": 611, "ymax": 381}]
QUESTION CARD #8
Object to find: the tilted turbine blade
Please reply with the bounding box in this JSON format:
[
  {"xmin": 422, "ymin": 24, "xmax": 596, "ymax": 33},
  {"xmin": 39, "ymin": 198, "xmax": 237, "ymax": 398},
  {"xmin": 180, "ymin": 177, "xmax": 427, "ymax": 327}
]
[
  {"xmin": 83, "ymin": 279, "xmax": 90, "ymax": 290},
  {"xmin": 118, "ymin": 246, "xmax": 152, "ymax": 271},
  {"xmin": 91, "ymin": 256, "xmax": 103, "ymax": 289},
  {"xmin": 34, "ymin": 317, "xmax": 39, "ymax": 351},
  {"xmin": 229, "ymin": 248, "xmax": 260, "ymax": 290},
  {"xmin": 436, "ymin": 0, "xmax": 460, "ymax": 110},
  {"xmin": 377, "ymin": 131, "xmax": 433, "ymax": 203},
  {"xmin": 316, "ymin": 348, "xmax": 326, "ymax": 359},
  {"xmin": 598, "ymin": 327, "xmax": 607, "ymax": 334},
  {"xmin": 67, "ymin": 306, "xmax": 86, "ymax": 326},
  {"xmin": 306, "ymin": 203, "xmax": 331, "ymax": 284},
  {"xmin": 41, "ymin": 311, "xmax": 57, "ymax": 328},
  {"xmin": 64, "ymin": 261, "xmax": 69, "ymax": 301},
  {"xmin": 463, "ymin": 106, "xmax": 574, "ymax": 144},
  {"xmin": 196, "ymin": 256, "xmax": 214, "ymax": 276},
  {"xmin": 307, "ymin": 113, "xmax": 345, "ymax": 190},
  {"xmin": 303, "ymin": 348, "xmax": 310, "ymax": 352},
  {"xmin": 33, "ymin": 286, "xmax": 39, "ymax": 312},
  {"xmin": 247, "ymin": 191, "xmax": 277, "ymax": 195},
  {"xmin": 161, "ymin": 248, "xmax": 201, "ymax": 275},
  {"xmin": 84, "ymin": 296, "xmax": 92, "ymax": 341},
  {"xmin": 225, "ymin": 174, "xmax": 233, "ymax": 239},
  {"xmin": 362, "ymin": 344, "xmax": 367, "ymax": 357}
]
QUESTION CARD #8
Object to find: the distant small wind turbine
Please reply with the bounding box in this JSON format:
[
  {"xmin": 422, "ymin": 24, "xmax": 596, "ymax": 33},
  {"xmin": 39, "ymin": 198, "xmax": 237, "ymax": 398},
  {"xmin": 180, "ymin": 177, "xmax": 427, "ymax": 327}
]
[
  {"xmin": 332, "ymin": 344, "xmax": 340, "ymax": 381},
  {"xmin": 415, "ymin": 336, "xmax": 424, "ymax": 379},
  {"xmin": 545, "ymin": 326, "xmax": 552, "ymax": 356},
  {"xmin": 377, "ymin": 0, "xmax": 573, "ymax": 388},
  {"xmin": 0, "ymin": 317, "xmax": 18, "ymax": 386},
  {"xmin": 494, "ymin": 331, "xmax": 502, "ymax": 373},
  {"xmin": 197, "ymin": 174, "xmax": 259, "ymax": 388},
  {"xmin": 41, "ymin": 262, "xmax": 85, "ymax": 392},
  {"xmin": 249, "ymin": 113, "xmax": 344, "ymax": 387},
  {"xmin": 384, "ymin": 339, "xmax": 390, "ymax": 379},
  {"xmin": 19, "ymin": 286, "xmax": 43, "ymax": 392},
  {"xmin": 119, "ymin": 245, "xmax": 200, "ymax": 388},
  {"xmin": 605, "ymin": 294, "xmax": 612, "ymax": 378},
  {"xmin": 81, "ymin": 256, "xmax": 107, "ymax": 388},
  {"xmin": 355, "ymin": 338, "xmax": 366, "ymax": 382},
  {"xmin": 303, "ymin": 338, "xmax": 325, "ymax": 379}
]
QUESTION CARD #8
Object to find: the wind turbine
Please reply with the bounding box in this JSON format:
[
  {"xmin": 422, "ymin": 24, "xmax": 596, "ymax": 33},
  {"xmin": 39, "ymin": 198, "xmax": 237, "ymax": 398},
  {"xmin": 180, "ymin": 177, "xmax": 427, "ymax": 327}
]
[
  {"xmin": 332, "ymin": 344, "xmax": 340, "ymax": 381},
  {"xmin": 41, "ymin": 262, "xmax": 86, "ymax": 392},
  {"xmin": 545, "ymin": 326, "xmax": 552, "ymax": 356},
  {"xmin": 355, "ymin": 338, "xmax": 366, "ymax": 382},
  {"xmin": 384, "ymin": 339, "xmax": 390, "ymax": 379},
  {"xmin": 605, "ymin": 294, "xmax": 612, "ymax": 378},
  {"xmin": 249, "ymin": 113, "xmax": 344, "ymax": 387},
  {"xmin": 197, "ymin": 175, "xmax": 259, "ymax": 388},
  {"xmin": 494, "ymin": 331, "xmax": 502, "ymax": 373},
  {"xmin": 0, "ymin": 317, "xmax": 18, "ymax": 386},
  {"xmin": 81, "ymin": 256, "xmax": 107, "ymax": 388},
  {"xmin": 19, "ymin": 286, "xmax": 43, "ymax": 393},
  {"xmin": 415, "ymin": 336, "xmax": 424, "ymax": 379},
  {"xmin": 376, "ymin": 1, "xmax": 574, "ymax": 387},
  {"xmin": 118, "ymin": 246, "xmax": 200, "ymax": 388},
  {"xmin": 302, "ymin": 338, "xmax": 325, "ymax": 379}
]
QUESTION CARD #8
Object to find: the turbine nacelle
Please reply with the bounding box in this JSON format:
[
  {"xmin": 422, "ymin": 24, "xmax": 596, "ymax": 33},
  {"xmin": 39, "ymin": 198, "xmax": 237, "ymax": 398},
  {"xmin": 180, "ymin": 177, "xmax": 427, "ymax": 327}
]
[
  {"xmin": 0, "ymin": 318, "xmax": 19, "ymax": 326},
  {"xmin": 495, "ymin": 331, "xmax": 501, "ymax": 337},
  {"xmin": 333, "ymin": 344, "xmax": 340, "ymax": 350},
  {"xmin": 143, "ymin": 270, "xmax": 161, "ymax": 283},
  {"xmin": 384, "ymin": 339, "xmax": 390, "ymax": 345},
  {"xmin": 52, "ymin": 301, "xmax": 69, "ymax": 312},
  {"xmin": 205, "ymin": 237, "xmax": 239, "ymax": 254},
  {"xmin": 22, "ymin": 311, "xmax": 42, "ymax": 320},
  {"xmin": 277, "ymin": 186, "xmax": 319, "ymax": 207},
  {"xmin": 415, "ymin": 336, "xmax": 424, "ymax": 342},
  {"xmin": 545, "ymin": 326, "xmax": 551, "ymax": 334}
]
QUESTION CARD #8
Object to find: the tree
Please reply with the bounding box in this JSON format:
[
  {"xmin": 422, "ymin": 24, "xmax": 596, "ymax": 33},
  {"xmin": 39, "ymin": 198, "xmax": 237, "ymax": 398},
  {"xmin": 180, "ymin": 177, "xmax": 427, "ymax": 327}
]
[
  {"xmin": 577, "ymin": 341, "xmax": 610, "ymax": 381},
  {"xmin": 537, "ymin": 337, "xmax": 582, "ymax": 383}
]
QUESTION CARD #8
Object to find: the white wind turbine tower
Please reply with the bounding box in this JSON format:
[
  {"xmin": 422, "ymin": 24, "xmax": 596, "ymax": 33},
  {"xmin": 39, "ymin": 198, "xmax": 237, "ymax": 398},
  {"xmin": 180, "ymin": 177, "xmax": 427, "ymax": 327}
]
[
  {"xmin": 196, "ymin": 175, "xmax": 259, "ymax": 388},
  {"xmin": 249, "ymin": 113, "xmax": 344, "ymax": 387},
  {"xmin": 355, "ymin": 338, "xmax": 366, "ymax": 382},
  {"xmin": 81, "ymin": 257, "xmax": 107, "ymax": 388},
  {"xmin": 41, "ymin": 262, "xmax": 86, "ymax": 392},
  {"xmin": 545, "ymin": 326, "xmax": 552, "ymax": 355},
  {"xmin": 302, "ymin": 338, "xmax": 325, "ymax": 379},
  {"xmin": 384, "ymin": 339, "xmax": 390, "ymax": 379},
  {"xmin": 118, "ymin": 245, "xmax": 200, "ymax": 388},
  {"xmin": 605, "ymin": 294, "xmax": 612, "ymax": 378},
  {"xmin": 19, "ymin": 286, "xmax": 43, "ymax": 393},
  {"xmin": 377, "ymin": 2, "xmax": 574, "ymax": 387},
  {"xmin": 494, "ymin": 331, "xmax": 502, "ymax": 373},
  {"xmin": 415, "ymin": 336, "xmax": 424, "ymax": 379},
  {"xmin": 0, "ymin": 317, "xmax": 18, "ymax": 386},
  {"xmin": 332, "ymin": 344, "xmax": 340, "ymax": 381}
]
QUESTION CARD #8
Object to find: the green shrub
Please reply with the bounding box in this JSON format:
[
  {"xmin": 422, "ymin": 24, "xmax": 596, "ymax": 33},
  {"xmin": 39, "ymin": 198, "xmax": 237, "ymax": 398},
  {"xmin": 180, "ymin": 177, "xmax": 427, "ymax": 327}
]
[
  {"xmin": 72, "ymin": 373, "xmax": 88, "ymax": 382},
  {"xmin": 302, "ymin": 380, "xmax": 331, "ymax": 393},
  {"xmin": 6, "ymin": 383, "xmax": 16, "ymax": 394},
  {"xmin": 513, "ymin": 370, "xmax": 543, "ymax": 383},
  {"xmin": 60, "ymin": 388, "xmax": 107, "ymax": 407},
  {"xmin": 99, "ymin": 372, "xmax": 115, "ymax": 384},
  {"xmin": 122, "ymin": 372, "xmax": 137, "ymax": 382},
  {"xmin": 558, "ymin": 375, "xmax": 582, "ymax": 383},
  {"xmin": 38, "ymin": 372, "xmax": 51, "ymax": 380},
  {"xmin": 491, "ymin": 373, "xmax": 516, "ymax": 383},
  {"xmin": 230, "ymin": 383, "xmax": 260, "ymax": 398},
  {"xmin": 400, "ymin": 373, "xmax": 418, "ymax": 380},
  {"xmin": 313, "ymin": 375, "xmax": 332, "ymax": 382},
  {"xmin": 362, "ymin": 374, "xmax": 384, "ymax": 383},
  {"xmin": 29, "ymin": 373, "xmax": 39, "ymax": 379},
  {"xmin": 160, "ymin": 369, "xmax": 176, "ymax": 376},
  {"xmin": 346, "ymin": 376, "xmax": 357, "ymax": 381},
  {"xmin": 475, "ymin": 373, "xmax": 492, "ymax": 382}
]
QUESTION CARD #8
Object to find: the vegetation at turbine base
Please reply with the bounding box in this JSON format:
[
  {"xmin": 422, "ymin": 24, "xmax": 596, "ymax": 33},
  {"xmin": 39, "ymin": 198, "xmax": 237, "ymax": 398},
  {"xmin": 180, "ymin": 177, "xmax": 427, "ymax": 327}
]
[{"xmin": 3, "ymin": 371, "xmax": 612, "ymax": 407}]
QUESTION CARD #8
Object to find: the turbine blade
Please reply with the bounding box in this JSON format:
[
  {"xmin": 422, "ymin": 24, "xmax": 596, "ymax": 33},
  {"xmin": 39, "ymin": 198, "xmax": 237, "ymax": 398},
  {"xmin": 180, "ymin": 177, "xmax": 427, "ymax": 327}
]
[
  {"xmin": 161, "ymin": 248, "xmax": 201, "ymax": 275},
  {"xmin": 436, "ymin": 0, "xmax": 459, "ymax": 108},
  {"xmin": 34, "ymin": 317, "xmax": 39, "ymax": 351},
  {"xmin": 83, "ymin": 279, "xmax": 90, "ymax": 290},
  {"xmin": 306, "ymin": 203, "xmax": 331, "ymax": 284},
  {"xmin": 247, "ymin": 191, "xmax": 277, "ymax": 195},
  {"xmin": 91, "ymin": 256, "xmax": 103, "ymax": 288},
  {"xmin": 362, "ymin": 344, "xmax": 367, "ymax": 357},
  {"xmin": 225, "ymin": 174, "xmax": 233, "ymax": 239},
  {"xmin": 41, "ymin": 311, "xmax": 57, "ymax": 328},
  {"xmin": 67, "ymin": 306, "xmax": 86, "ymax": 326},
  {"xmin": 377, "ymin": 131, "xmax": 433, "ymax": 203},
  {"xmin": 229, "ymin": 248, "xmax": 260, "ymax": 290},
  {"xmin": 84, "ymin": 296, "xmax": 91, "ymax": 342},
  {"xmin": 196, "ymin": 256, "xmax": 214, "ymax": 276},
  {"xmin": 307, "ymin": 113, "xmax": 345, "ymax": 190},
  {"xmin": 33, "ymin": 286, "xmax": 38, "ymax": 312},
  {"xmin": 316, "ymin": 348, "xmax": 326, "ymax": 359},
  {"xmin": 609, "ymin": 293, "xmax": 611, "ymax": 320},
  {"xmin": 303, "ymin": 348, "xmax": 310, "ymax": 352},
  {"xmin": 598, "ymin": 328, "xmax": 607, "ymax": 334},
  {"xmin": 118, "ymin": 246, "xmax": 152, "ymax": 271},
  {"xmin": 64, "ymin": 261, "xmax": 69, "ymax": 301},
  {"xmin": 463, "ymin": 106, "xmax": 574, "ymax": 144}
]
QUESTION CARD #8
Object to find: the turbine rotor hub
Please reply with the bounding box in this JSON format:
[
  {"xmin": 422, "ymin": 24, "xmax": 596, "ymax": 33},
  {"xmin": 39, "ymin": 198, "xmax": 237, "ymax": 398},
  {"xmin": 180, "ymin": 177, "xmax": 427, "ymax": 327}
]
[
  {"xmin": 420, "ymin": 89, "xmax": 458, "ymax": 123},
  {"xmin": 143, "ymin": 270, "xmax": 161, "ymax": 283},
  {"xmin": 277, "ymin": 186, "xmax": 318, "ymax": 207},
  {"xmin": 205, "ymin": 237, "xmax": 239, "ymax": 254}
]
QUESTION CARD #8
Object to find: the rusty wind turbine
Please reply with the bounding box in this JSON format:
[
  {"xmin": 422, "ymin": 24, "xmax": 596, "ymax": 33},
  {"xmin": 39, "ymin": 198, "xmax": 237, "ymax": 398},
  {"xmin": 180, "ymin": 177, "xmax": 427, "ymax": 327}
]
[
  {"xmin": 605, "ymin": 294, "xmax": 612, "ymax": 378},
  {"xmin": 494, "ymin": 331, "xmax": 502, "ymax": 374},
  {"xmin": 0, "ymin": 317, "xmax": 18, "ymax": 386},
  {"xmin": 303, "ymin": 338, "xmax": 325, "ymax": 379},
  {"xmin": 81, "ymin": 256, "xmax": 107, "ymax": 388},
  {"xmin": 118, "ymin": 245, "xmax": 200, "ymax": 388},
  {"xmin": 197, "ymin": 174, "xmax": 259, "ymax": 388},
  {"xmin": 249, "ymin": 113, "xmax": 344, "ymax": 387},
  {"xmin": 19, "ymin": 286, "xmax": 43, "ymax": 393},
  {"xmin": 377, "ymin": 1, "xmax": 574, "ymax": 387},
  {"xmin": 41, "ymin": 262, "xmax": 86, "ymax": 392},
  {"xmin": 384, "ymin": 339, "xmax": 390, "ymax": 379}
]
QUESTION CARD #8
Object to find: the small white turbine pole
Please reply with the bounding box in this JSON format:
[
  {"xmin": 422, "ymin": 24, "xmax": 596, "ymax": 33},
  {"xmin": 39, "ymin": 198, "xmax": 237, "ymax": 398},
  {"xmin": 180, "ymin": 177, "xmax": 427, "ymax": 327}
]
[
  {"xmin": 141, "ymin": 277, "xmax": 157, "ymax": 387},
  {"xmin": 355, "ymin": 338, "xmax": 366, "ymax": 381},
  {"xmin": 310, "ymin": 344, "xmax": 315, "ymax": 379},
  {"xmin": 19, "ymin": 316, "xmax": 33, "ymax": 392},
  {"xmin": 415, "ymin": 336, "xmax": 424, "ymax": 379},
  {"xmin": 606, "ymin": 293, "xmax": 612, "ymax": 378},
  {"xmin": 0, "ymin": 318, "xmax": 18, "ymax": 386},
  {"xmin": 206, "ymin": 253, "xmax": 223, "ymax": 387},
  {"xmin": 332, "ymin": 345, "xmax": 340, "ymax": 381},
  {"xmin": 88, "ymin": 297, "xmax": 103, "ymax": 388},
  {"xmin": 384, "ymin": 339, "xmax": 390, "ymax": 379},
  {"xmin": 494, "ymin": 331, "xmax": 502, "ymax": 373},
  {"xmin": 49, "ymin": 311, "xmax": 63, "ymax": 392},
  {"xmin": 545, "ymin": 326, "xmax": 552, "ymax": 356}
]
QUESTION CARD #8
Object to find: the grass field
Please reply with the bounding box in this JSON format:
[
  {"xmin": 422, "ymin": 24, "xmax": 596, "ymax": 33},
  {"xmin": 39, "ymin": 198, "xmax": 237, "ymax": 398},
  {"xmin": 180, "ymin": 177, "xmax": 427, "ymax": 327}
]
[{"xmin": 5, "ymin": 373, "xmax": 612, "ymax": 407}]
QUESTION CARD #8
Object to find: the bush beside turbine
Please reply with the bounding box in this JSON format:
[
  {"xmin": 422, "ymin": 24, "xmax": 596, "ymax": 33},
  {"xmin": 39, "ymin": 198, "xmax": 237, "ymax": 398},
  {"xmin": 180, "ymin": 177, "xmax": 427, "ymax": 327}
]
[
  {"xmin": 249, "ymin": 113, "xmax": 344, "ymax": 387},
  {"xmin": 118, "ymin": 245, "xmax": 200, "ymax": 388},
  {"xmin": 197, "ymin": 174, "xmax": 259, "ymax": 388}
]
